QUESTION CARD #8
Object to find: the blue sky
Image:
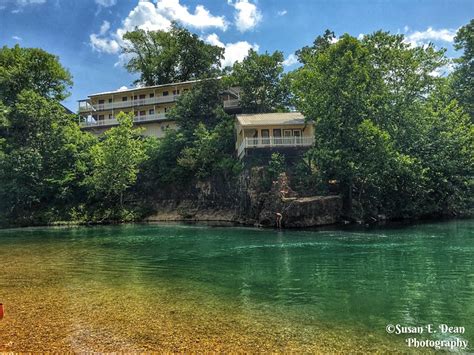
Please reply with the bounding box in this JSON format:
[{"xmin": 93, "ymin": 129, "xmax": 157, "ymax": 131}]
[{"xmin": 1, "ymin": 0, "xmax": 473, "ymax": 111}]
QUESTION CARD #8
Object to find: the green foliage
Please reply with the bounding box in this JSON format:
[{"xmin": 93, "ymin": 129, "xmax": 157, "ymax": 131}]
[
  {"xmin": 291, "ymin": 29, "xmax": 473, "ymax": 219},
  {"xmin": 451, "ymin": 19, "xmax": 474, "ymax": 119},
  {"xmin": 136, "ymin": 80, "xmax": 241, "ymax": 200},
  {"xmin": 85, "ymin": 112, "xmax": 147, "ymax": 218},
  {"xmin": 122, "ymin": 23, "xmax": 224, "ymax": 86},
  {"xmin": 228, "ymin": 49, "xmax": 290, "ymax": 113},
  {"xmin": 0, "ymin": 91, "xmax": 95, "ymax": 225},
  {"xmin": 168, "ymin": 79, "xmax": 228, "ymax": 136},
  {"xmin": 267, "ymin": 153, "xmax": 286, "ymax": 182},
  {"xmin": 0, "ymin": 45, "xmax": 72, "ymax": 105}
]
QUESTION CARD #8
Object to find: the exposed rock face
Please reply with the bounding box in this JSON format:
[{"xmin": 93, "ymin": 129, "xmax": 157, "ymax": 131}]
[
  {"xmin": 254, "ymin": 172, "xmax": 342, "ymax": 228},
  {"xmin": 146, "ymin": 169, "xmax": 342, "ymax": 228}
]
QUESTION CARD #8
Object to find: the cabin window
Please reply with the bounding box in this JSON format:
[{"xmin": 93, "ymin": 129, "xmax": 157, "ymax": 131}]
[
  {"xmin": 98, "ymin": 115, "xmax": 104, "ymax": 120},
  {"xmin": 293, "ymin": 130, "xmax": 302, "ymax": 137},
  {"xmin": 150, "ymin": 93, "xmax": 154, "ymax": 98},
  {"xmin": 283, "ymin": 129, "xmax": 292, "ymax": 137},
  {"xmin": 163, "ymin": 91, "xmax": 169, "ymax": 96},
  {"xmin": 164, "ymin": 107, "xmax": 168, "ymax": 113},
  {"xmin": 122, "ymin": 96, "xmax": 127, "ymax": 101},
  {"xmin": 98, "ymin": 99, "xmax": 105, "ymax": 104},
  {"xmin": 140, "ymin": 111, "xmax": 146, "ymax": 116},
  {"xmin": 173, "ymin": 89, "xmax": 180, "ymax": 95},
  {"xmin": 139, "ymin": 94, "xmax": 146, "ymax": 99},
  {"xmin": 108, "ymin": 98, "xmax": 112, "ymax": 103},
  {"xmin": 149, "ymin": 109, "xmax": 154, "ymax": 115},
  {"xmin": 273, "ymin": 129, "xmax": 282, "ymax": 137},
  {"xmin": 252, "ymin": 130, "xmax": 258, "ymax": 138},
  {"xmin": 108, "ymin": 114, "xmax": 112, "ymax": 119}
]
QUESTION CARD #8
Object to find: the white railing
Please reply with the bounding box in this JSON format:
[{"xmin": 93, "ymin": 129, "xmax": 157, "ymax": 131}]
[
  {"xmin": 223, "ymin": 99, "xmax": 240, "ymax": 108},
  {"xmin": 78, "ymin": 95, "xmax": 180, "ymax": 113},
  {"xmin": 237, "ymin": 136, "xmax": 314, "ymax": 158},
  {"xmin": 80, "ymin": 113, "xmax": 168, "ymax": 128}
]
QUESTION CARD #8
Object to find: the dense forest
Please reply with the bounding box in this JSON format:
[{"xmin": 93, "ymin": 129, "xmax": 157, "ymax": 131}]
[{"xmin": 0, "ymin": 20, "xmax": 472, "ymax": 227}]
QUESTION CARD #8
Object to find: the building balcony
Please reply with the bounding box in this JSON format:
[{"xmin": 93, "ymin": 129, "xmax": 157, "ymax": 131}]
[
  {"xmin": 78, "ymin": 95, "xmax": 181, "ymax": 113},
  {"xmin": 80, "ymin": 113, "xmax": 168, "ymax": 128},
  {"xmin": 237, "ymin": 136, "xmax": 315, "ymax": 159},
  {"xmin": 223, "ymin": 99, "xmax": 241, "ymax": 109}
]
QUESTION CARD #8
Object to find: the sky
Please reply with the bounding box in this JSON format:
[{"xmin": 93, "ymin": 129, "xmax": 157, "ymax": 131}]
[{"xmin": 0, "ymin": 0, "xmax": 473, "ymax": 111}]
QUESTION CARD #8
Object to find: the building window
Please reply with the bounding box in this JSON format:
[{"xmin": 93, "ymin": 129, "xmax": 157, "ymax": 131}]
[
  {"xmin": 133, "ymin": 95, "xmax": 138, "ymax": 100},
  {"xmin": 98, "ymin": 115, "xmax": 104, "ymax": 120},
  {"xmin": 163, "ymin": 91, "xmax": 169, "ymax": 96},
  {"xmin": 149, "ymin": 109, "xmax": 154, "ymax": 115},
  {"xmin": 293, "ymin": 130, "xmax": 301, "ymax": 137},
  {"xmin": 183, "ymin": 88, "xmax": 188, "ymax": 92},
  {"xmin": 273, "ymin": 129, "xmax": 282, "ymax": 137},
  {"xmin": 164, "ymin": 107, "xmax": 168, "ymax": 113},
  {"xmin": 98, "ymin": 99, "xmax": 105, "ymax": 104},
  {"xmin": 139, "ymin": 94, "xmax": 146, "ymax": 99},
  {"xmin": 150, "ymin": 93, "xmax": 154, "ymax": 98},
  {"xmin": 173, "ymin": 89, "xmax": 180, "ymax": 95},
  {"xmin": 122, "ymin": 96, "xmax": 127, "ymax": 101},
  {"xmin": 134, "ymin": 111, "xmax": 138, "ymax": 116},
  {"xmin": 140, "ymin": 110, "xmax": 146, "ymax": 116},
  {"xmin": 108, "ymin": 98, "xmax": 112, "ymax": 103},
  {"xmin": 108, "ymin": 114, "xmax": 113, "ymax": 119}
]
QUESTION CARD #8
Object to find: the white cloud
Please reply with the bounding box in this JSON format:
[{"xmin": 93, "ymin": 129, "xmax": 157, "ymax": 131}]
[
  {"xmin": 12, "ymin": 35, "xmax": 22, "ymax": 41},
  {"xmin": 15, "ymin": 0, "xmax": 46, "ymax": 5},
  {"xmin": 4, "ymin": 0, "xmax": 45, "ymax": 12},
  {"xmin": 277, "ymin": 9, "xmax": 287, "ymax": 16},
  {"xmin": 228, "ymin": 0, "xmax": 262, "ymax": 32},
  {"xmin": 116, "ymin": 86, "xmax": 128, "ymax": 91},
  {"xmin": 283, "ymin": 53, "xmax": 298, "ymax": 67},
  {"xmin": 99, "ymin": 20, "xmax": 110, "ymax": 35},
  {"xmin": 404, "ymin": 27, "xmax": 457, "ymax": 47},
  {"xmin": 430, "ymin": 61, "xmax": 455, "ymax": 77},
  {"xmin": 95, "ymin": 0, "xmax": 116, "ymax": 7},
  {"xmin": 90, "ymin": 33, "xmax": 121, "ymax": 54},
  {"xmin": 205, "ymin": 33, "xmax": 259, "ymax": 67},
  {"xmin": 90, "ymin": 0, "xmax": 227, "ymax": 55},
  {"xmin": 156, "ymin": 0, "xmax": 227, "ymax": 30}
]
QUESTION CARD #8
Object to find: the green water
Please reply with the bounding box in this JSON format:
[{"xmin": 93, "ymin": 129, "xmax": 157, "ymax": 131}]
[{"xmin": 0, "ymin": 220, "xmax": 473, "ymax": 351}]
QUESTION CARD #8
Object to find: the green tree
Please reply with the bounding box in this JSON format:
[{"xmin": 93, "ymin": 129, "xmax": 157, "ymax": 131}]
[
  {"xmin": 0, "ymin": 45, "xmax": 72, "ymax": 105},
  {"xmin": 0, "ymin": 91, "xmax": 95, "ymax": 225},
  {"xmin": 168, "ymin": 79, "xmax": 228, "ymax": 136},
  {"xmin": 122, "ymin": 23, "xmax": 224, "ymax": 86},
  {"xmin": 228, "ymin": 49, "xmax": 290, "ymax": 113},
  {"xmin": 291, "ymin": 31, "xmax": 471, "ymax": 219},
  {"xmin": 86, "ymin": 112, "xmax": 147, "ymax": 217},
  {"xmin": 451, "ymin": 19, "xmax": 474, "ymax": 119}
]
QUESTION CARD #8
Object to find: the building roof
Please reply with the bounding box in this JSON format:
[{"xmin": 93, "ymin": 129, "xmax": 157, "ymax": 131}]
[
  {"xmin": 236, "ymin": 112, "xmax": 306, "ymax": 127},
  {"xmin": 86, "ymin": 79, "xmax": 202, "ymax": 98}
]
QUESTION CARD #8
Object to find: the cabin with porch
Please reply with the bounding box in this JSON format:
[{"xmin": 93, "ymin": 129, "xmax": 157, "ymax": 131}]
[{"xmin": 235, "ymin": 112, "xmax": 315, "ymax": 160}]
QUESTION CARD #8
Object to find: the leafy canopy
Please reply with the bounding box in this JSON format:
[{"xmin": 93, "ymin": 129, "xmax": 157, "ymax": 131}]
[
  {"xmin": 0, "ymin": 45, "xmax": 72, "ymax": 105},
  {"xmin": 122, "ymin": 23, "xmax": 224, "ymax": 86},
  {"xmin": 227, "ymin": 49, "xmax": 290, "ymax": 113}
]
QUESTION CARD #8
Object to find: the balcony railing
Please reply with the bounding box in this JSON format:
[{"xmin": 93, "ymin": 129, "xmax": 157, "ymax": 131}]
[
  {"xmin": 223, "ymin": 99, "xmax": 241, "ymax": 109},
  {"xmin": 237, "ymin": 136, "xmax": 314, "ymax": 159},
  {"xmin": 78, "ymin": 95, "xmax": 181, "ymax": 113},
  {"xmin": 80, "ymin": 113, "xmax": 168, "ymax": 128}
]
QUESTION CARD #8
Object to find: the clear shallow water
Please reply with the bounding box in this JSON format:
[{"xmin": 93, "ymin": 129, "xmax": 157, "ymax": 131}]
[{"xmin": 0, "ymin": 220, "xmax": 473, "ymax": 352}]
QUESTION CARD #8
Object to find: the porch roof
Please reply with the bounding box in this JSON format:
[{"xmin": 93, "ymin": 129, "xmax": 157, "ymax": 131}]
[{"xmin": 236, "ymin": 112, "xmax": 305, "ymax": 128}]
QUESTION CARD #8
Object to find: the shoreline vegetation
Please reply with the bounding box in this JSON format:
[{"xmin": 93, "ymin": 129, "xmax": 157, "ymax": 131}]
[{"xmin": 1, "ymin": 21, "xmax": 473, "ymax": 229}]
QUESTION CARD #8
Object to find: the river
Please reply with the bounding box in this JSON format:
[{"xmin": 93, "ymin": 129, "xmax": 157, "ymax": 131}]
[{"xmin": 0, "ymin": 220, "xmax": 472, "ymax": 352}]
